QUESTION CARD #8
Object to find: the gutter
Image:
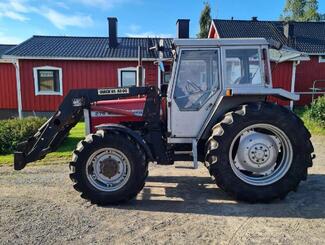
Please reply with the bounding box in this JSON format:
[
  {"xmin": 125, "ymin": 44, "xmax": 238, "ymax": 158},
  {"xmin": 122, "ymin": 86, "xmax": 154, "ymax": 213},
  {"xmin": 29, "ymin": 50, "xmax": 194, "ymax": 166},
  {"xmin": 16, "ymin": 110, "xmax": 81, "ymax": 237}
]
[
  {"xmin": 2, "ymin": 55, "xmax": 171, "ymax": 62},
  {"xmin": 11, "ymin": 59, "xmax": 22, "ymax": 119},
  {"xmin": 290, "ymin": 61, "xmax": 300, "ymax": 110}
]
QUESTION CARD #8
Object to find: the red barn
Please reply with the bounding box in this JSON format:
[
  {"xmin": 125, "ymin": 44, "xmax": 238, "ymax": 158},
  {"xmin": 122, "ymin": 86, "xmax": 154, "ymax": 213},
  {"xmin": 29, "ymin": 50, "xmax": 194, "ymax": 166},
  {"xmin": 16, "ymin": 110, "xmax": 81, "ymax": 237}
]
[
  {"xmin": 1, "ymin": 18, "xmax": 176, "ymax": 118},
  {"xmin": 209, "ymin": 18, "xmax": 325, "ymax": 107}
]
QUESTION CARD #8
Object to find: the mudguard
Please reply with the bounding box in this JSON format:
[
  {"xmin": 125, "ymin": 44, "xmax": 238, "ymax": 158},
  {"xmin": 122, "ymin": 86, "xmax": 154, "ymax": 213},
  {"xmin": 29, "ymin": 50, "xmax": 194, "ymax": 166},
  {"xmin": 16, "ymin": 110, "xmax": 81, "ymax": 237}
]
[{"xmin": 95, "ymin": 123, "xmax": 154, "ymax": 161}]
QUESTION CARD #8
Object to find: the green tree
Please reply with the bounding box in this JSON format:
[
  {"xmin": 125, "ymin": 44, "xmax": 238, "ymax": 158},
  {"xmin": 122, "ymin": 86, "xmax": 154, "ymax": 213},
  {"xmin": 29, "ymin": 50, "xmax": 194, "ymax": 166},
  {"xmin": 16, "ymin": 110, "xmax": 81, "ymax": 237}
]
[
  {"xmin": 280, "ymin": 0, "xmax": 321, "ymax": 21},
  {"xmin": 304, "ymin": 0, "xmax": 320, "ymax": 21},
  {"xmin": 281, "ymin": 0, "xmax": 306, "ymax": 21},
  {"xmin": 197, "ymin": 2, "xmax": 212, "ymax": 38}
]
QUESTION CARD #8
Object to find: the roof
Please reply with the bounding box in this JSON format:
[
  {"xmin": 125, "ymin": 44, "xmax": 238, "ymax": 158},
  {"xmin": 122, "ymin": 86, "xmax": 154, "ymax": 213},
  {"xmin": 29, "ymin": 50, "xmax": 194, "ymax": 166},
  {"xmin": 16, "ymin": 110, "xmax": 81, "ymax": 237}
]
[
  {"xmin": 4, "ymin": 36, "xmax": 173, "ymax": 60},
  {"xmin": 212, "ymin": 19, "xmax": 325, "ymax": 54},
  {"xmin": 0, "ymin": 44, "xmax": 16, "ymax": 58}
]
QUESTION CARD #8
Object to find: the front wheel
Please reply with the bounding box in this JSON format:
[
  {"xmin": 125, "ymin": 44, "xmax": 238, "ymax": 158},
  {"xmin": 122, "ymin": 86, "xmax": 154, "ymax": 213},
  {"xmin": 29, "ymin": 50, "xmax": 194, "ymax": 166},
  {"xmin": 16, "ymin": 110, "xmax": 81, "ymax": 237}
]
[
  {"xmin": 69, "ymin": 130, "xmax": 148, "ymax": 205},
  {"xmin": 205, "ymin": 102, "xmax": 314, "ymax": 203}
]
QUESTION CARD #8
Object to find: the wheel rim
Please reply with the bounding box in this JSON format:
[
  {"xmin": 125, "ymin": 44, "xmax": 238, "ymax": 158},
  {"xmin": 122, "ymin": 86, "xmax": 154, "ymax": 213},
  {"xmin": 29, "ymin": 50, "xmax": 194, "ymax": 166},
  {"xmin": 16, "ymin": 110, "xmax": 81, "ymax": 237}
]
[
  {"xmin": 229, "ymin": 124, "xmax": 293, "ymax": 186},
  {"xmin": 86, "ymin": 148, "xmax": 131, "ymax": 192}
]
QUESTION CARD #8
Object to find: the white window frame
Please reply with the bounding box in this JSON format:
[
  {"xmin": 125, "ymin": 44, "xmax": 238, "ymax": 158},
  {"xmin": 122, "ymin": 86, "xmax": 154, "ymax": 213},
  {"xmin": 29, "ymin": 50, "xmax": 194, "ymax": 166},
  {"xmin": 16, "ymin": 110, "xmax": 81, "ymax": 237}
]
[
  {"xmin": 117, "ymin": 67, "xmax": 145, "ymax": 87},
  {"xmin": 319, "ymin": 55, "xmax": 325, "ymax": 63},
  {"xmin": 33, "ymin": 66, "xmax": 63, "ymax": 96}
]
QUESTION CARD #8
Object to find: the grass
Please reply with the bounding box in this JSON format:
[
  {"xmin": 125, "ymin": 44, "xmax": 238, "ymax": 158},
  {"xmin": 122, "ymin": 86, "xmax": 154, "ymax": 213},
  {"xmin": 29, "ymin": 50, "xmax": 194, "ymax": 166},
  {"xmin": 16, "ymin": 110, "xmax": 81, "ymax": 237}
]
[
  {"xmin": 0, "ymin": 122, "xmax": 85, "ymax": 166},
  {"xmin": 295, "ymin": 108, "xmax": 325, "ymax": 136}
]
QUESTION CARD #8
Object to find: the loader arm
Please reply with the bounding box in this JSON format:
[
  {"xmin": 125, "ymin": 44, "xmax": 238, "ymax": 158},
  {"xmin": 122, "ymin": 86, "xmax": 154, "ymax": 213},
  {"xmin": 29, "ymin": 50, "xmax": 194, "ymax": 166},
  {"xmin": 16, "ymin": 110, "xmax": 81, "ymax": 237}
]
[{"xmin": 14, "ymin": 86, "xmax": 156, "ymax": 170}]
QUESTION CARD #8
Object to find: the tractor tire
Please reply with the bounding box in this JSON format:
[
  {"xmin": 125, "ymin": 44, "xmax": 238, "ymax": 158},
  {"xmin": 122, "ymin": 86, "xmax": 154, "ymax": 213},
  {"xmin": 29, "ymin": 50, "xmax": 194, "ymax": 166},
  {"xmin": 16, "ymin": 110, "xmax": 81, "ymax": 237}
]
[
  {"xmin": 205, "ymin": 102, "xmax": 314, "ymax": 203},
  {"xmin": 69, "ymin": 130, "xmax": 148, "ymax": 205}
]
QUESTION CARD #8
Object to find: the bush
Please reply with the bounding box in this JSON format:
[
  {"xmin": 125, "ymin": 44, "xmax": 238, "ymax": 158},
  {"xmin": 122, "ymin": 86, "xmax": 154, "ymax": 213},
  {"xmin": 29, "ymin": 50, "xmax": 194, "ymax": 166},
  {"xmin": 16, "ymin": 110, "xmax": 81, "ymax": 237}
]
[
  {"xmin": 0, "ymin": 117, "xmax": 47, "ymax": 154},
  {"xmin": 306, "ymin": 96, "xmax": 325, "ymax": 127}
]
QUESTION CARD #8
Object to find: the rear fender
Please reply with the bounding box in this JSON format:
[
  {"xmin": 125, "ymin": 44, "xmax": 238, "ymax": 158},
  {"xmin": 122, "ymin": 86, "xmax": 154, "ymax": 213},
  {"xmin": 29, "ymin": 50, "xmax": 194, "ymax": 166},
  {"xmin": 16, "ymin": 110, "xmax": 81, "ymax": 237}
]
[
  {"xmin": 200, "ymin": 95, "xmax": 266, "ymax": 140},
  {"xmin": 95, "ymin": 124, "xmax": 154, "ymax": 161}
]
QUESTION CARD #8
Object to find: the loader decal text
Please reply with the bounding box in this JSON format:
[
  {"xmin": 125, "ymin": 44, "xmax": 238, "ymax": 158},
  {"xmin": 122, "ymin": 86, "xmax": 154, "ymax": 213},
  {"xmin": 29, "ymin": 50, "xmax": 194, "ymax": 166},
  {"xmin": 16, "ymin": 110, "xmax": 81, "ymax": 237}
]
[{"xmin": 98, "ymin": 88, "xmax": 129, "ymax": 95}]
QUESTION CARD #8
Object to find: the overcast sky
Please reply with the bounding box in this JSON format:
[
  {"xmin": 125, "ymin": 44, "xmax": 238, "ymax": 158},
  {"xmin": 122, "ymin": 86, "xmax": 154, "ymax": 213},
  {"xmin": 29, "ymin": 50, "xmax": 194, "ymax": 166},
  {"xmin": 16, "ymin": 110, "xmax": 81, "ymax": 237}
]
[{"xmin": 0, "ymin": 0, "xmax": 324, "ymax": 44}]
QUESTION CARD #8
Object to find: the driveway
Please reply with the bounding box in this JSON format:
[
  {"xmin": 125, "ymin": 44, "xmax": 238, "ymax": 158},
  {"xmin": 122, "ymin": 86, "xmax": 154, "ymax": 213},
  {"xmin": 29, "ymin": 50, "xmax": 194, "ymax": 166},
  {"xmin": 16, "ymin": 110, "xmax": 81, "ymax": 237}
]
[{"xmin": 0, "ymin": 136, "xmax": 324, "ymax": 244}]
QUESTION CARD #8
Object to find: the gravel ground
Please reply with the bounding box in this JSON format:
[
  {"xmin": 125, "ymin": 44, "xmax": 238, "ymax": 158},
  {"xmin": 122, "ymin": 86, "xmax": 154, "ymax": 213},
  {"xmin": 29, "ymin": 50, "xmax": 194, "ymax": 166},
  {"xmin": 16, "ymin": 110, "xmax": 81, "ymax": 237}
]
[{"xmin": 0, "ymin": 136, "xmax": 324, "ymax": 245}]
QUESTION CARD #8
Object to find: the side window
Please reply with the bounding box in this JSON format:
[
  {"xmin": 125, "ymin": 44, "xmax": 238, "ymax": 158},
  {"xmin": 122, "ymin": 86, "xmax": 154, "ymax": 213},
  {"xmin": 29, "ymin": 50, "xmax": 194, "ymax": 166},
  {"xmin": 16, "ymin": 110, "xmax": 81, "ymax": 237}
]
[
  {"xmin": 33, "ymin": 66, "xmax": 62, "ymax": 95},
  {"xmin": 121, "ymin": 70, "xmax": 136, "ymax": 87},
  {"xmin": 118, "ymin": 67, "xmax": 145, "ymax": 87},
  {"xmin": 226, "ymin": 49, "xmax": 262, "ymax": 85},
  {"xmin": 174, "ymin": 50, "xmax": 219, "ymax": 111}
]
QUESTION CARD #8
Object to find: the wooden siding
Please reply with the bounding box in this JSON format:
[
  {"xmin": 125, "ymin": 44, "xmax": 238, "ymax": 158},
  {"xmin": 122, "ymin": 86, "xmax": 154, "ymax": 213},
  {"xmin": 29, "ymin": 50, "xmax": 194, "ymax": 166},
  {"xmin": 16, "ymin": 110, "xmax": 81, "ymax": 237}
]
[
  {"xmin": 270, "ymin": 61, "xmax": 293, "ymax": 106},
  {"xmin": 0, "ymin": 63, "xmax": 17, "ymax": 109},
  {"xmin": 19, "ymin": 60, "xmax": 158, "ymax": 111},
  {"xmin": 295, "ymin": 56, "xmax": 325, "ymax": 106}
]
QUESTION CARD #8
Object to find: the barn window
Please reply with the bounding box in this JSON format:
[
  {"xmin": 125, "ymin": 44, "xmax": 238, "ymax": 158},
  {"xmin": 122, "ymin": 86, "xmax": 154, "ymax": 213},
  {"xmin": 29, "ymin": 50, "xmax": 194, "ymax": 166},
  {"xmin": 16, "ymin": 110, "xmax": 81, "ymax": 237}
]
[
  {"xmin": 319, "ymin": 55, "xmax": 325, "ymax": 63},
  {"xmin": 33, "ymin": 66, "xmax": 62, "ymax": 96},
  {"xmin": 118, "ymin": 67, "xmax": 145, "ymax": 87}
]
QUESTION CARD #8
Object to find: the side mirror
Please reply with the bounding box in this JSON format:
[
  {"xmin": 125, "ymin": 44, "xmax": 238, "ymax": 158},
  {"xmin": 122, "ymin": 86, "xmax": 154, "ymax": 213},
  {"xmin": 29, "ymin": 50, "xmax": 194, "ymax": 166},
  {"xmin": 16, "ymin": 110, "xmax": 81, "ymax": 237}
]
[{"xmin": 268, "ymin": 39, "xmax": 283, "ymax": 50}]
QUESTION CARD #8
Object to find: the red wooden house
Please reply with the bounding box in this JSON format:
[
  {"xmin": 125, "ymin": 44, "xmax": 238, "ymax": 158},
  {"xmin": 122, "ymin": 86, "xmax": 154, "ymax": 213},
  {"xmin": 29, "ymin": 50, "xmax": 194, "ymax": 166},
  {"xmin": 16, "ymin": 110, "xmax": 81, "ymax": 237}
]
[
  {"xmin": 1, "ymin": 18, "xmax": 179, "ymax": 118},
  {"xmin": 209, "ymin": 18, "xmax": 325, "ymax": 107},
  {"xmin": 0, "ymin": 45, "xmax": 17, "ymax": 119}
]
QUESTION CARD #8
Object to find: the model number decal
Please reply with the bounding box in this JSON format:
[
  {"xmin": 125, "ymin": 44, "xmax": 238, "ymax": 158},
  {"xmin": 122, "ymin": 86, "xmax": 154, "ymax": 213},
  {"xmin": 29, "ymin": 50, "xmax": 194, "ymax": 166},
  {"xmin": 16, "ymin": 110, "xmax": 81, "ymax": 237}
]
[{"xmin": 98, "ymin": 88, "xmax": 129, "ymax": 95}]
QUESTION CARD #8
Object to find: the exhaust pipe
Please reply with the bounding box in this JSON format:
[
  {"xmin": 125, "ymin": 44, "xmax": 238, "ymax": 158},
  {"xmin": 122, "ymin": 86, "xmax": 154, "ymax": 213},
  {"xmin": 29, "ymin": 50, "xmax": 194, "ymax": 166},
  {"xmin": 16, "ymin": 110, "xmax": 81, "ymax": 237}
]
[{"xmin": 136, "ymin": 46, "xmax": 143, "ymax": 87}]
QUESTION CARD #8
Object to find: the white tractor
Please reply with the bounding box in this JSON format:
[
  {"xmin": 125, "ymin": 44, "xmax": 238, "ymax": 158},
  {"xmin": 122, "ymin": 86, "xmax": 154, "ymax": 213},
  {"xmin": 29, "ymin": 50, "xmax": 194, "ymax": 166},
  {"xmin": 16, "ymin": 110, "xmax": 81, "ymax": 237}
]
[{"xmin": 15, "ymin": 38, "xmax": 314, "ymax": 205}]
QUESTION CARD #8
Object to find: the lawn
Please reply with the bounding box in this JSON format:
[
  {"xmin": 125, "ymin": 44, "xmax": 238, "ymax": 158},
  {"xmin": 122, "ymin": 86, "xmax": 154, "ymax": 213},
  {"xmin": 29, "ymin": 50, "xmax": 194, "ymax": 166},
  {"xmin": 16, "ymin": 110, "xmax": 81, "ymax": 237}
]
[
  {"xmin": 295, "ymin": 108, "xmax": 325, "ymax": 135},
  {"xmin": 0, "ymin": 122, "xmax": 85, "ymax": 166}
]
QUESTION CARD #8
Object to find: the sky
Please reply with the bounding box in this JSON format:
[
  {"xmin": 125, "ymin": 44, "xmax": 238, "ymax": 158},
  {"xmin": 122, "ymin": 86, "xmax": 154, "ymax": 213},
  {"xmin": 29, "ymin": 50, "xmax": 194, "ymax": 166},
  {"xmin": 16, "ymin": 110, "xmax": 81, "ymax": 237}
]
[{"xmin": 0, "ymin": 0, "xmax": 325, "ymax": 44}]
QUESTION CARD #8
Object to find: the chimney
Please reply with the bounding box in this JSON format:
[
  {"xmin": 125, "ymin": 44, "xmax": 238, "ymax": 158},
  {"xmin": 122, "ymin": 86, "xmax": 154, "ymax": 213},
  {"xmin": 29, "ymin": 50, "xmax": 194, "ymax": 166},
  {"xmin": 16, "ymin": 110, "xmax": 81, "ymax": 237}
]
[
  {"xmin": 176, "ymin": 19, "xmax": 190, "ymax": 38},
  {"xmin": 252, "ymin": 16, "xmax": 258, "ymax": 21},
  {"xmin": 284, "ymin": 22, "xmax": 294, "ymax": 39},
  {"xmin": 284, "ymin": 22, "xmax": 295, "ymax": 46},
  {"xmin": 108, "ymin": 17, "xmax": 118, "ymax": 48}
]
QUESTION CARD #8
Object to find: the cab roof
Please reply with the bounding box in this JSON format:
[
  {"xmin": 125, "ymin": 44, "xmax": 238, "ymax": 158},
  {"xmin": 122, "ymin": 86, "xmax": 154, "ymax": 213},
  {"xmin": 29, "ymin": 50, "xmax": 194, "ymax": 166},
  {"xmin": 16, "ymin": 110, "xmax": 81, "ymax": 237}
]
[{"xmin": 173, "ymin": 38, "xmax": 269, "ymax": 47}]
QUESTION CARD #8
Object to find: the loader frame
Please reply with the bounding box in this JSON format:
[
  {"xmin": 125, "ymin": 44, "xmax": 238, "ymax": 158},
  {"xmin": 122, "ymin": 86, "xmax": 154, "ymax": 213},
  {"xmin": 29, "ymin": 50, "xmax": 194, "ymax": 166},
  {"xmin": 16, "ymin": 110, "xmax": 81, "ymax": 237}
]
[{"xmin": 14, "ymin": 86, "xmax": 170, "ymax": 170}]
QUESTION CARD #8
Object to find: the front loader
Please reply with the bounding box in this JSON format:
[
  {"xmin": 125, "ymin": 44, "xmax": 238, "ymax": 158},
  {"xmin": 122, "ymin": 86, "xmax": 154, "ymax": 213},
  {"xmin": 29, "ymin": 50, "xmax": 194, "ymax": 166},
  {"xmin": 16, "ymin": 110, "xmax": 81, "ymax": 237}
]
[{"xmin": 14, "ymin": 38, "xmax": 315, "ymax": 204}]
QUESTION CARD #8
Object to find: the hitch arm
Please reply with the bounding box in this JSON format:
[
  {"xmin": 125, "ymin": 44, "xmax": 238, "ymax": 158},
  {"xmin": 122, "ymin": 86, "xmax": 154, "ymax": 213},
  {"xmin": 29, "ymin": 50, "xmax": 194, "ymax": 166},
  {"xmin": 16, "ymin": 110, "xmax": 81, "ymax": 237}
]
[{"xmin": 14, "ymin": 87, "xmax": 150, "ymax": 170}]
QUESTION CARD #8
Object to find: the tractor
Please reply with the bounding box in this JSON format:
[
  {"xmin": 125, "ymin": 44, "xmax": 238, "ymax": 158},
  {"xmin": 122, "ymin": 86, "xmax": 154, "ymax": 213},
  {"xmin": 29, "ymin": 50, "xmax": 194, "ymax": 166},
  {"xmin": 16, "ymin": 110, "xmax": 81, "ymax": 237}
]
[{"xmin": 14, "ymin": 38, "xmax": 314, "ymax": 205}]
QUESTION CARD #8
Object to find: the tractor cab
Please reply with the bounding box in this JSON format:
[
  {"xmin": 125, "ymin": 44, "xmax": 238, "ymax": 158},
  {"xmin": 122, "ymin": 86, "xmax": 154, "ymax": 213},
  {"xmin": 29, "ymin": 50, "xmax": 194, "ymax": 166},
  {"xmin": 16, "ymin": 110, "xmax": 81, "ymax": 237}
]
[{"xmin": 166, "ymin": 38, "xmax": 272, "ymax": 141}]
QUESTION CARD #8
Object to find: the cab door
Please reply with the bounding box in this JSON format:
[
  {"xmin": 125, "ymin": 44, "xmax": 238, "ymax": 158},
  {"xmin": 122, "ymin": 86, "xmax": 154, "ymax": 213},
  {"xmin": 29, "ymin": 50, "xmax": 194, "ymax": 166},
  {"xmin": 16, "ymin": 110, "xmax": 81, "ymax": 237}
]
[{"xmin": 168, "ymin": 48, "xmax": 221, "ymax": 139}]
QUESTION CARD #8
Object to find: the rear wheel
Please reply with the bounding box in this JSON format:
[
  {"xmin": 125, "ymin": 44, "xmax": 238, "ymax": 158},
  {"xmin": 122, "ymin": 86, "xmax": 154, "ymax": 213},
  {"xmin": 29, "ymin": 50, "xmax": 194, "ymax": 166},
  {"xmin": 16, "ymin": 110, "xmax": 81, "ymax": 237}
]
[
  {"xmin": 69, "ymin": 130, "xmax": 148, "ymax": 205},
  {"xmin": 205, "ymin": 102, "xmax": 314, "ymax": 203}
]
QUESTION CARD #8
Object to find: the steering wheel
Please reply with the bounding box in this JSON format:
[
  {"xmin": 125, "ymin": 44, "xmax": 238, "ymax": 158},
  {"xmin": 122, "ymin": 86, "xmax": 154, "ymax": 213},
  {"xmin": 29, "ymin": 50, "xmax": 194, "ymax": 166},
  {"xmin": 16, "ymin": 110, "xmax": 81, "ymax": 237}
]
[{"xmin": 192, "ymin": 90, "xmax": 211, "ymax": 108}]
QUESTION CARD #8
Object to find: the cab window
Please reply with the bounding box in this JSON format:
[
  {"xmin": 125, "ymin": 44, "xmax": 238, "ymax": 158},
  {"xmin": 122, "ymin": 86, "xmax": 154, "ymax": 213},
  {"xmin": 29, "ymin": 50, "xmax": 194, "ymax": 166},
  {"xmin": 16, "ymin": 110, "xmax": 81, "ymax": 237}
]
[
  {"xmin": 225, "ymin": 49, "xmax": 262, "ymax": 85},
  {"xmin": 174, "ymin": 50, "xmax": 219, "ymax": 110}
]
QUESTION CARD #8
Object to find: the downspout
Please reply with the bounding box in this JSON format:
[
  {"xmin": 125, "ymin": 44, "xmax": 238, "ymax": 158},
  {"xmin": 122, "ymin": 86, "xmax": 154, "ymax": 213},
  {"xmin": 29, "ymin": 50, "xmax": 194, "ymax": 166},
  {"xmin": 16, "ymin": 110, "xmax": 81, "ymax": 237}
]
[
  {"xmin": 157, "ymin": 65, "xmax": 161, "ymax": 89},
  {"xmin": 290, "ymin": 60, "xmax": 300, "ymax": 110},
  {"xmin": 12, "ymin": 59, "xmax": 22, "ymax": 118}
]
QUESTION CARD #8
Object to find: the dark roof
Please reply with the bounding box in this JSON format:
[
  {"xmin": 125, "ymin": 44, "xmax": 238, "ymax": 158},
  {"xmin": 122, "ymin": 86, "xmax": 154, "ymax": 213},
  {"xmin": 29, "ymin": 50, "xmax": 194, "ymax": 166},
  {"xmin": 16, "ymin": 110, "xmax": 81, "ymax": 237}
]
[
  {"xmin": 0, "ymin": 44, "xmax": 16, "ymax": 57},
  {"xmin": 213, "ymin": 19, "xmax": 325, "ymax": 54},
  {"xmin": 4, "ymin": 36, "xmax": 173, "ymax": 59}
]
